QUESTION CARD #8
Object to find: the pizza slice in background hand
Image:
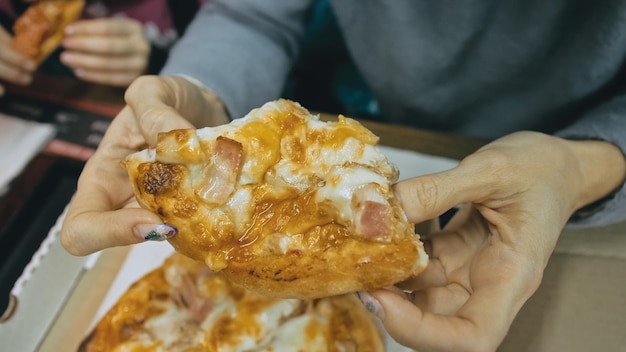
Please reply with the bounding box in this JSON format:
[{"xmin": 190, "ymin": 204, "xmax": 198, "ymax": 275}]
[
  {"xmin": 12, "ymin": 0, "xmax": 84, "ymax": 65},
  {"xmin": 123, "ymin": 99, "xmax": 428, "ymax": 299}
]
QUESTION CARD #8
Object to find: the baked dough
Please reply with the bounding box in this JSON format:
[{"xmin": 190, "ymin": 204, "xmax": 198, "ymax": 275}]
[{"xmin": 123, "ymin": 99, "xmax": 428, "ymax": 298}]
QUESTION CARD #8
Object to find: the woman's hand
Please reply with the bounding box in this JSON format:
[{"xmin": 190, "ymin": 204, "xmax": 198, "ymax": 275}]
[
  {"xmin": 0, "ymin": 26, "xmax": 35, "ymax": 95},
  {"xmin": 60, "ymin": 18, "xmax": 150, "ymax": 87},
  {"xmin": 61, "ymin": 75, "xmax": 229, "ymax": 255},
  {"xmin": 360, "ymin": 131, "xmax": 626, "ymax": 351}
]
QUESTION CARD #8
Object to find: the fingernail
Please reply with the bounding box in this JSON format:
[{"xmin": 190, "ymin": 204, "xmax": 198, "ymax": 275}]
[
  {"xmin": 19, "ymin": 74, "xmax": 32, "ymax": 84},
  {"xmin": 62, "ymin": 38, "xmax": 74, "ymax": 48},
  {"xmin": 357, "ymin": 291, "xmax": 384, "ymax": 319},
  {"xmin": 135, "ymin": 224, "xmax": 177, "ymax": 241},
  {"xmin": 65, "ymin": 25, "xmax": 75, "ymax": 35},
  {"xmin": 60, "ymin": 52, "xmax": 72, "ymax": 64},
  {"xmin": 22, "ymin": 60, "xmax": 35, "ymax": 71}
]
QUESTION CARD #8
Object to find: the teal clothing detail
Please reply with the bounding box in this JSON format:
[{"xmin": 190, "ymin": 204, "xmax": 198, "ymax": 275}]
[{"xmin": 161, "ymin": 0, "xmax": 626, "ymax": 228}]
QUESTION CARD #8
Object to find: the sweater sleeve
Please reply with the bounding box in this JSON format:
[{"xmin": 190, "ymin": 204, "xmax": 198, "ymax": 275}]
[
  {"xmin": 160, "ymin": 0, "xmax": 313, "ymax": 120},
  {"xmin": 556, "ymin": 94, "xmax": 626, "ymax": 228}
]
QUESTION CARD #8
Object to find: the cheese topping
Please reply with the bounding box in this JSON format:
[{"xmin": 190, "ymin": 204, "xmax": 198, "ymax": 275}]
[
  {"xmin": 82, "ymin": 254, "xmax": 384, "ymax": 352},
  {"xmin": 123, "ymin": 99, "xmax": 427, "ymax": 298}
]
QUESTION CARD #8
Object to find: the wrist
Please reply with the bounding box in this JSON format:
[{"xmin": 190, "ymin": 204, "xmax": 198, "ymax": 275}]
[{"xmin": 563, "ymin": 138, "xmax": 626, "ymax": 212}]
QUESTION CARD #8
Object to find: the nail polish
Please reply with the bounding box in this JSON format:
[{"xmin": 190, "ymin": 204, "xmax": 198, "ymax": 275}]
[
  {"xmin": 357, "ymin": 291, "xmax": 383, "ymax": 318},
  {"xmin": 136, "ymin": 224, "xmax": 177, "ymax": 241}
]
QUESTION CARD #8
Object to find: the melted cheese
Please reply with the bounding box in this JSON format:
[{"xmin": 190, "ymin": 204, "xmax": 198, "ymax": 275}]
[
  {"xmin": 125, "ymin": 100, "xmax": 398, "ymax": 257},
  {"xmin": 123, "ymin": 99, "xmax": 427, "ymax": 299}
]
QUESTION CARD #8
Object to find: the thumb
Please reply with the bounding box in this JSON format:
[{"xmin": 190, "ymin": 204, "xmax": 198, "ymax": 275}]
[
  {"xmin": 124, "ymin": 75, "xmax": 195, "ymax": 145},
  {"xmin": 393, "ymin": 159, "xmax": 490, "ymax": 224}
]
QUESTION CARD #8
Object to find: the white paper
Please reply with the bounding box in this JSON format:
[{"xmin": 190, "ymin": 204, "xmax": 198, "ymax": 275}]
[{"xmin": 0, "ymin": 113, "xmax": 56, "ymax": 195}]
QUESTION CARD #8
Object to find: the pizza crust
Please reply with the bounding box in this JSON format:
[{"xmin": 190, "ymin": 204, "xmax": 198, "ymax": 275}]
[{"xmin": 123, "ymin": 99, "xmax": 428, "ymax": 298}]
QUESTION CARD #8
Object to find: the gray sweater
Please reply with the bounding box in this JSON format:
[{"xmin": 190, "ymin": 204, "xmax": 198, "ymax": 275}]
[{"xmin": 162, "ymin": 0, "xmax": 626, "ymax": 228}]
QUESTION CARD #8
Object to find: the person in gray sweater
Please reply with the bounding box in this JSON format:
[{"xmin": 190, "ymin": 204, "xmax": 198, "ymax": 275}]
[{"xmin": 61, "ymin": 1, "xmax": 626, "ymax": 351}]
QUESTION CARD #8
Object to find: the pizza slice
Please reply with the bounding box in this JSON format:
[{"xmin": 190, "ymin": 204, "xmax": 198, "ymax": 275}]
[
  {"xmin": 80, "ymin": 253, "xmax": 384, "ymax": 351},
  {"xmin": 12, "ymin": 0, "xmax": 85, "ymax": 65},
  {"xmin": 123, "ymin": 99, "xmax": 428, "ymax": 299}
]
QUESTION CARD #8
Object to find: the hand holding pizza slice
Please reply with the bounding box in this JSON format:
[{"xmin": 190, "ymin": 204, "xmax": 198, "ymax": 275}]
[{"xmin": 122, "ymin": 99, "xmax": 428, "ymax": 299}]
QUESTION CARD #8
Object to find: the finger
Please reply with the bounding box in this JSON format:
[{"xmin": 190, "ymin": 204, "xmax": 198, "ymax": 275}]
[
  {"xmin": 125, "ymin": 76, "xmax": 195, "ymax": 145},
  {"xmin": 396, "ymin": 255, "xmax": 448, "ymax": 291},
  {"xmin": 368, "ymin": 286, "xmax": 515, "ymax": 352},
  {"xmin": 61, "ymin": 151, "xmax": 163, "ymax": 255},
  {"xmin": 0, "ymin": 60, "xmax": 32, "ymax": 85},
  {"xmin": 72, "ymin": 68, "xmax": 140, "ymax": 87},
  {"xmin": 62, "ymin": 207, "xmax": 171, "ymax": 256},
  {"xmin": 393, "ymin": 154, "xmax": 497, "ymax": 224},
  {"xmin": 61, "ymin": 51, "xmax": 147, "ymax": 72},
  {"xmin": 66, "ymin": 18, "xmax": 144, "ymax": 37},
  {"xmin": 410, "ymin": 283, "xmax": 470, "ymax": 315},
  {"xmin": 407, "ymin": 216, "xmax": 491, "ymax": 295},
  {"xmin": 398, "ymin": 231, "xmax": 479, "ymax": 293},
  {"xmin": 61, "ymin": 106, "xmax": 176, "ymax": 255},
  {"xmin": 63, "ymin": 35, "xmax": 149, "ymax": 55}
]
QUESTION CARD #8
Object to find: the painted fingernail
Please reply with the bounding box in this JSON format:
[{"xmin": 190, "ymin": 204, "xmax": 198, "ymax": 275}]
[
  {"xmin": 357, "ymin": 291, "xmax": 384, "ymax": 319},
  {"xmin": 60, "ymin": 52, "xmax": 73, "ymax": 64},
  {"xmin": 22, "ymin": 61, "xmax": 35, "ymax": 71},
  {"xmin": 18, "ymin": 74, "xmax": 32, "ymax": 84},
  {"xmin": 135, "ymin": 224, "xmax": 177, "ymax": 241}
]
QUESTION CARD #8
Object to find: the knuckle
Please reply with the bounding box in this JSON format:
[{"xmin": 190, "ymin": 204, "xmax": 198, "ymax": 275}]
[
  {"xmin": 461, "ymin": 149, "xmax": 517, "ymax": 188},
  {"xmin": 60, "ymin": 223, "xmax": 87, "ymax": 256},
  {"xmin": 413, "ymin": 176, "xmax": 442, "ymax": 215},
  {"xmin": 125, "ymin": 75, "xmax": 156, "ymax": 101},
  {"xmin": 140, "ymin": 106, "xmax": 169, "ymax": 134}
]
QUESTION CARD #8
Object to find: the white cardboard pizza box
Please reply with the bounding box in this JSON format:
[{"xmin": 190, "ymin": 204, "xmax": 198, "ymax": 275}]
[{"xmin": 0, "ymin": 205, "xmax": 97, "ymax": 352}]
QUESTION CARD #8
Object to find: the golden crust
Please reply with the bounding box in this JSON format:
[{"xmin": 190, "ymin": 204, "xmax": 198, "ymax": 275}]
[
  {"xmin": 80, "ymin": 253, "xmax": 385, "ymax": 352},
  {"xmin": 123, "ymin": 99, "xmax": 428, "ymax": 298}
]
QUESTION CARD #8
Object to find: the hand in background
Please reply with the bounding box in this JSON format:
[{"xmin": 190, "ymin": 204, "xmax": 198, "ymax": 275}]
[
  {"xmin": 0, "ymin": 26, "xmax": 35, "ymax": 95},
  {"xmin": 60, "ymin": 18, "xmax": 150, "ymax": 87},
  {"xmin": 360, "ymin": 132, "xmax": 626, "ymax": 351},
  {"xmin": 61, "ymin": 75, "xmax": 229, "ymax": 256}
]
